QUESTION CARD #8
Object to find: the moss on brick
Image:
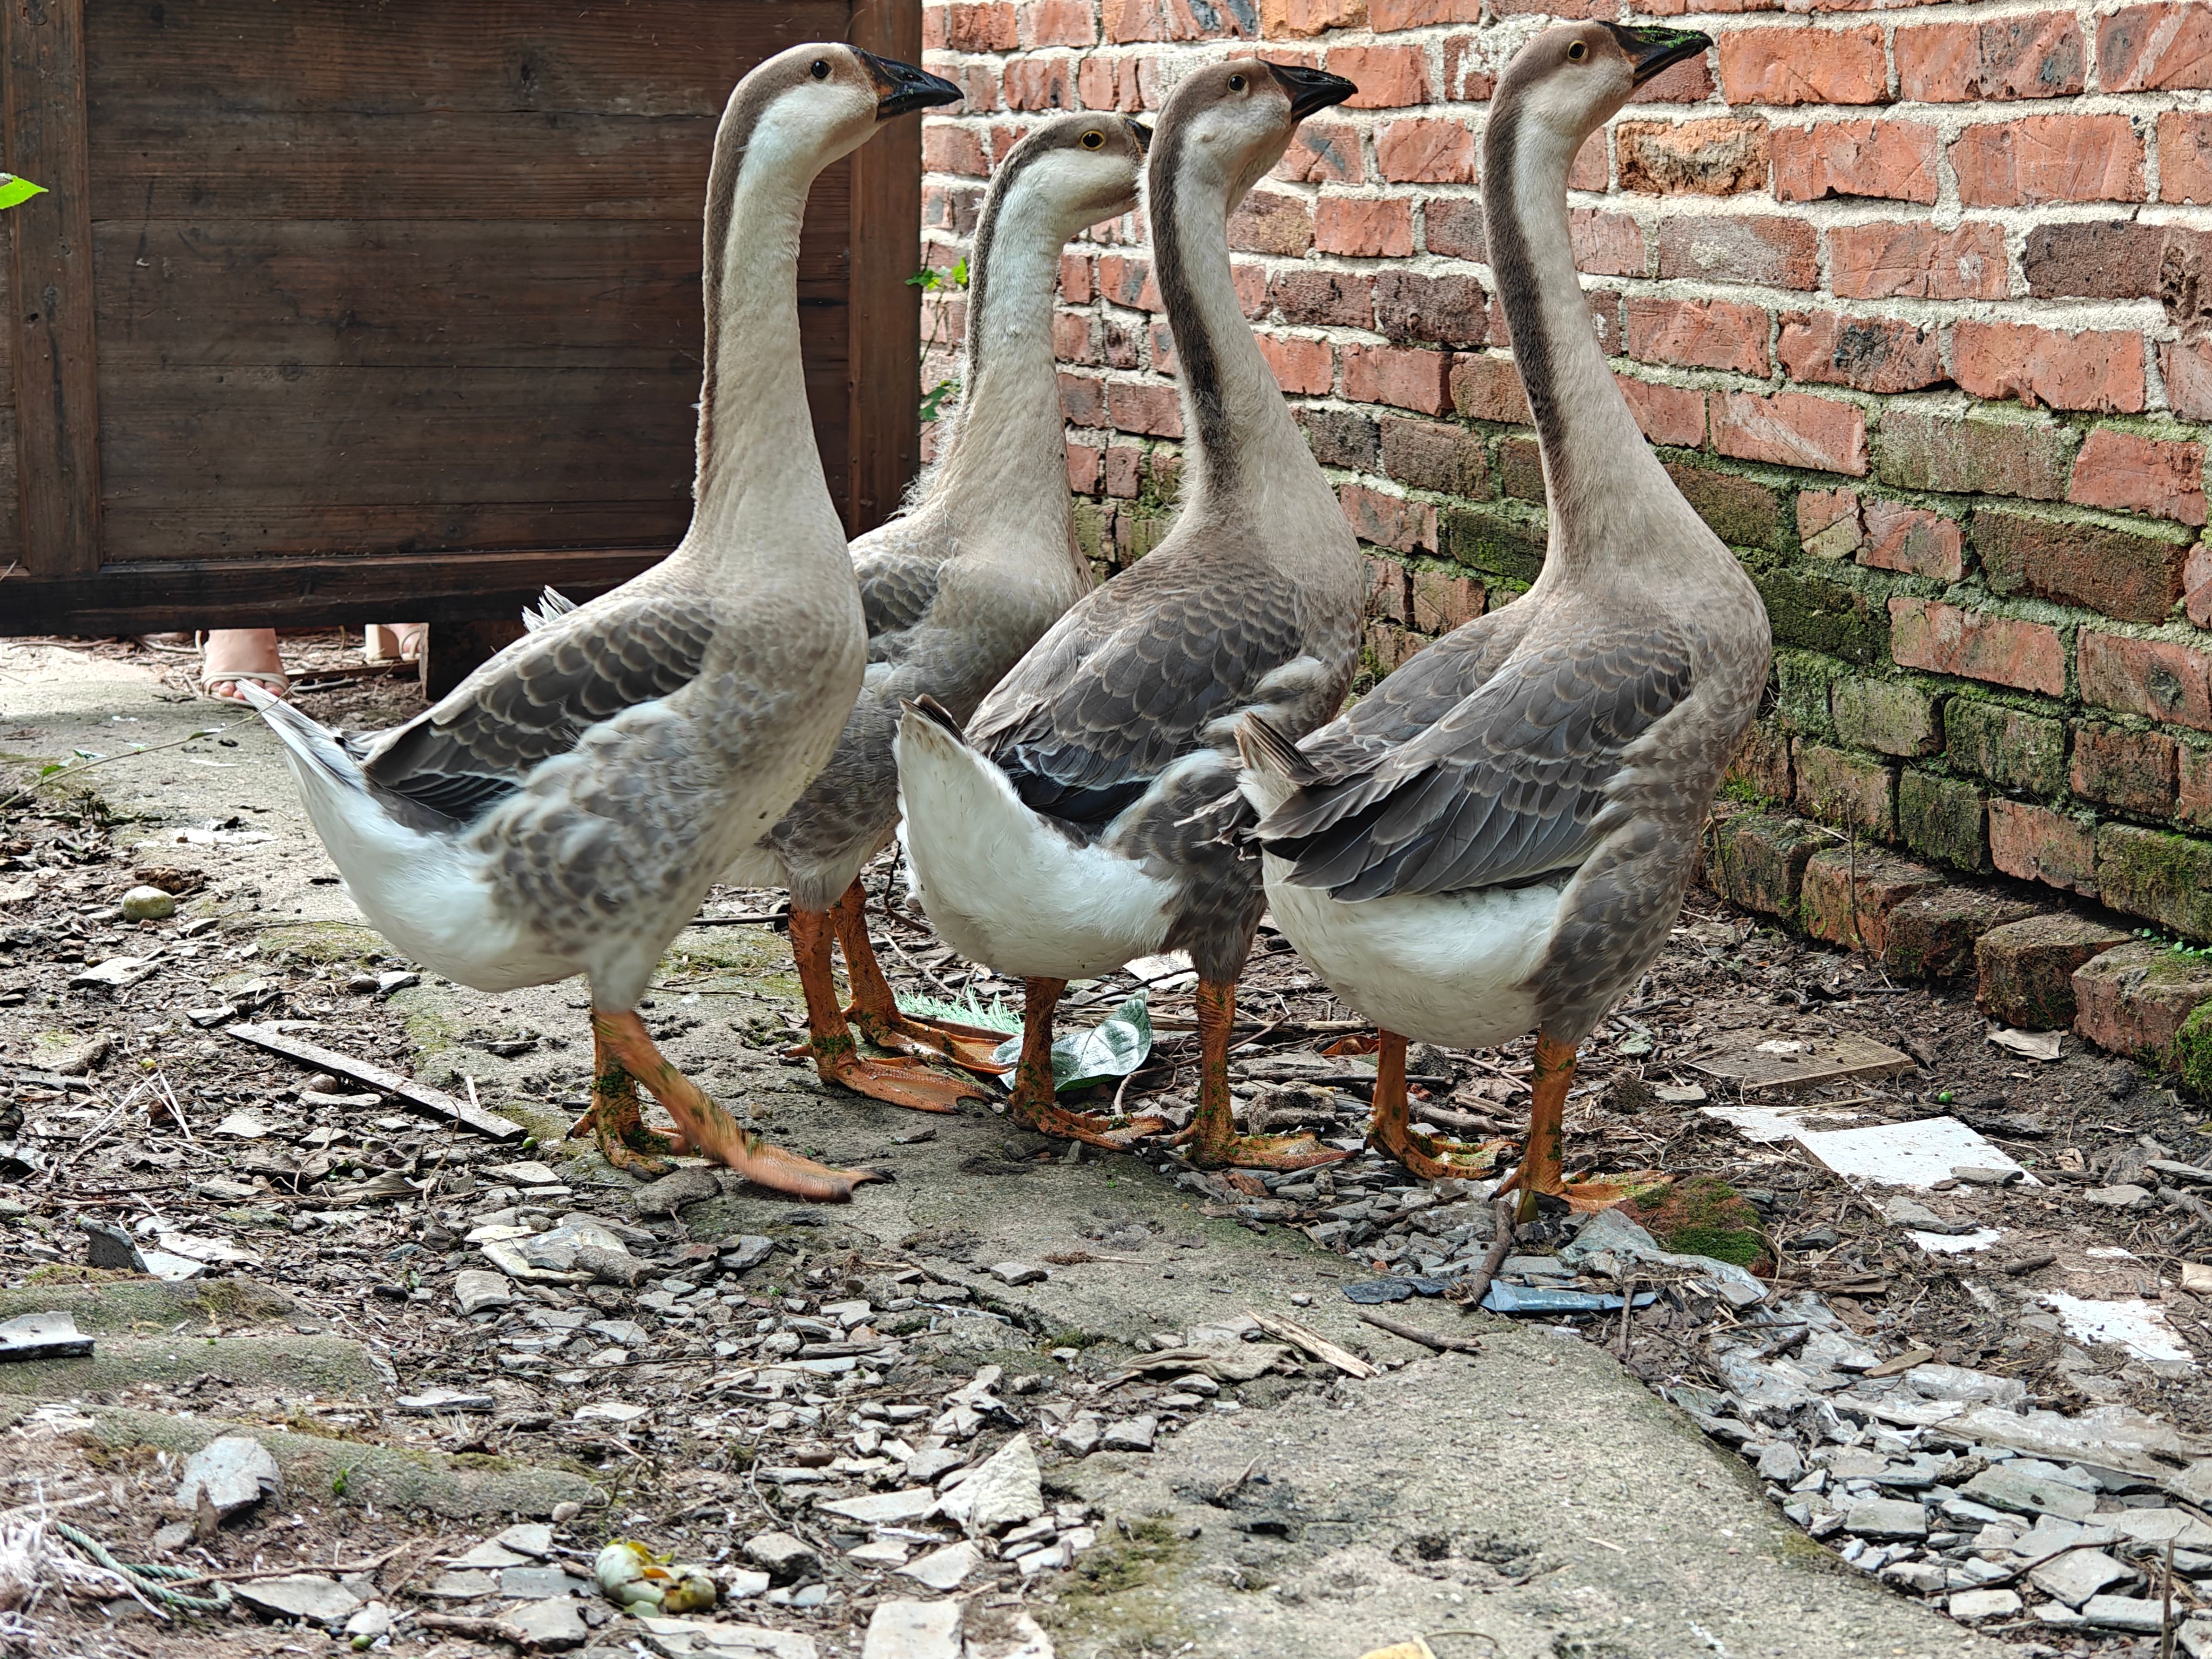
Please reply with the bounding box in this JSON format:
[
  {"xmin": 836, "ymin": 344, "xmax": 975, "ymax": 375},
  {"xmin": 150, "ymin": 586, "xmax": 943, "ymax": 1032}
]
[
  {"xmin": 1665, "ymin": 461, "xmax": 1788, "ymax": 552},
  {"xmin": 1629, "ymin": 1177, "xmax": 1769, "ymax": 1271},
  {"xmin": 1974, "ymin": 506, "xmax": 2191, "ymax": 627},
  {"xmin": 1831, "ymin": 675, "xmax": 1943, "ymax": 757},
  {"xmin": 2094, "ymin": 824, "xmax": 2212, "ymax": 941},
  {"xmin": 1793, "ymin": 741, "xmax": 1899, "ymax": 839},
  {"xmin": 1440, "ymin": 502, "xmax": 1546, "ymax": 586},
  {"xmin": 1945, "ymin": 698, "xmax": 2069, "ymax": 798},
  {"xmin": 1874, "ymin": 403, "xmax": 2075, "ymax": 501},
  {"xmin": 1751, "ymin": 566, "xmax": 1893, "ymax": 666},
  {"xmin": 2175, "ymin": 1001, "xmax": 2212, "ymax": 1102},
  {"xmin": 1898, "ymin": 770, "xmax": 1990, "ymax": 872},
  {"xmin": 1775, "ymin": 650, "xmax": 1842, "ymax": 738}
]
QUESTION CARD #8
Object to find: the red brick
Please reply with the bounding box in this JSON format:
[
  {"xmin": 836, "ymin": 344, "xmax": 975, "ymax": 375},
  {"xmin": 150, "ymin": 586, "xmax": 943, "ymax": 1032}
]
[
  {"xmin": 1718, "ymin": 24, "xmax": 1886, "ymax": 106},
  {"xmin": 1001, "ymin": 58, "xmax": 1075, "ymax": 111},
  {"xmin": 1616, "ymin": 118, "xmax": 1770, "ymax": 196},
  {"xmin": 935, "ymin": 61, "xmax": 1002, "ymax": 111},
  {"xmin": 1267, "ymin": 269, "xmax": 1373, "ymax": 331},
  {"xmin": 1147, "ymin": 318, "xmax": 1176, "ymax": 376},
  {"xmin": 2072, "ymin": 720, "xmax": 2180, "ymax": 814},
  {"xmin": 2080, "ymin": 630, "xmax": 2212, "ymax": 732},
  {"xmin": 1976, "ymin": 509, "xmax": 2186, "ymax": 624},
  {"xmin": 2021, "ymin": 221, "xmax": 2167, "ymax": 299},
  {"xmin": 1343, "ymin": 345, "xmax": 1453, "ymax": 416},
  {"xmin": 1327, "ymin": 43, "xmax": 1429, "ymax": 107},
  {"xmin": 1886, "ymin": 887, "xmax": 2047, "ymax": 982},
  {"xmin": 1777, "ymin": 312, "xmax": 1943, "ymax": 394},
  {"xmin": 1059, "ymin": 252, "xmax": 1095, "ymax": 305},
  {"xmin": 1793, "ymin": 744, "xmax": 1900, "ymax": 841},
  {"xmin": 1710, "ymin": 390, "xmax": 1868, "ymax": 476},
  {"xmin": 2188, "ymin": 542, "xmax": 2212, "ymax": 629},
  {"xmin": 2180, "ymin": 743, "xmax": 2212, "ymax": 829},
  {"xmin": 944, "ymin": 1, "xmax": 1018, "ymax": 51},
  {"xmin": 1859, "ymin": 501, "xmax": 1964, "ymax": 580},
  {"xmin": 1076, "ymin": 53, "xmax": 1146, "ymax": 110},
  {"xmin": 1425, "ymin": 197, "xmax": 1484, "ymax": 261},
  {"xmin": 1773, "ymin": 121, "xmax": 1938, "ymax": 205},
  {"xmin": 1618, "ymin": 376, "xmax": 1707, "ymax": 448},
  {"xmin": 1451, "ymin": 354, "xmax": 1530, "ymax": 426},
  {"xmin": 1440, "ymin": 31, "xmax": 1495, "ymax": 101},
  {"xmin": 923, "ymin": 124, "xmax": 991, "ymax": 177},
  {"xmin": 1950, "ymin": 116, "xmax": 2145, "ymax": 206},
  {"xmin": 1053, "ymin": 311, "xmax": 1097, "ymax": 365},
  {"xmin": 1379, "ymin": 416, "xmax": 1485, "ymax": 496},
  {"xmin": 1103, "ymin": 0, "xmax": 1254, "ymax": 40},
  {"xmin": 1990, "ymin": 798, "xmax": 2099, "ymax": 897},
  {"xmin": 1095, "ymin": 253, "xmax": 1156, "ymax": 311},
  {"xmin": 1725, "ymin": 727, "xmax": 1796, "ymax": 807},
  {"xmin": 1896, "ymin": 14, "xmax": 2086, "ymax": 101},
  {"xmin": 1377, "ymin": 118, "xmax": 1476, "ymax": 185},
  {"xmin": 1107, "ymin": 379, "xmax": 1182, "ymax": 438},
  {"xmin": 1066, "ymin": 440, "xmax": 1103, "ymax": 494},
  {"xmin": 1975, "ymin": 912, "xmax": 2132, "ymax": 1031},
  {"xmin": 1799, "ymin": 487, "xmax": 1860, "ymax": 559},
  {"xmin": 1059, "ymin": 371, "xmax": 1107, "ymax": 427},
  {"xmin": 1827, "ymin": 221, "xmax": 2008, "ymax": 300},
  {"xmin": 1369, "ymin": 0, "xmax": 1480, "ymax": 26},
  {"xmin": 1276, "ymin": 120, "xmax": 1364, "ymax": 185},
  {"xmin": 1228, "ymin": 191, "xmax": 1313, "ymax": 257},
  {"xmin": 2067, "ymin": 429, "xmax": 2207, "ymax": 527},
  {"xmin": 1626, "ymin": 297, "xmax": 1768, "ymax": 375},
  {"xmin": 1314, "ymin": 196, "xmax": 1413, "ymax": 258},
  {"xmin": 1374, "ymin": 271, "xmax": 1488, "ymax": 348},
  {"xmin": 1889, "ymin": 598, "xmax": 2065, "ymax": 696},
  {"xmin": 1654, "ymin": 215, "xmax": 1815, "ymax": 289},
  {"xmin": 1020, "ymin": 0, "xmax": 1098, "ymax": 45},
  {"xmin": 2072, "ymin": 941, "xmax": 2212, "ymax": 1062},
  {"xmin": 1411, "ymin": 568, "xmax": 1483, "ymax": 633},
  {"xmin": 1570, "ymin": 210, "xmax": 1645, "ymax": 278},
  {"xmin": 1702, "ymin": 811, "xmax": 1821, "ymax": 917},
  {"xmin": 1259, "ymin": 0, "xmax": 1366, "ymax": 36},
  {"xmin": 1568, "ymin": 133, "xmax": 1609, "ymax": 193},
  {"xmin": 1635, "ymin": 52, "xmax": 1716, "ymax": 105},
  {"xmin": 2100, "ymin": 3, "xmax": 2212, "ymax": 91},
  {"xmin": 1952, "ymin": 321, "xmax": 2146, "ymax": 415},
  {"xmin": 2160, "ymin": 112, "xmax": 2212, "ymax": 203},
  {"xmin": 1799, "ymin": 847, "xmax": 1945, "ymax": 954},
  {"xmin": 1102, "ymin": 443, "xmax": 1143, "ymax": 498},
  {"xmin": 1339, "ymin": 483, "xmax": 1437, "ymax": 555},
  {"xmin": 1254, "ymin": 334, "xmax": 1334, "ymax": 397}
]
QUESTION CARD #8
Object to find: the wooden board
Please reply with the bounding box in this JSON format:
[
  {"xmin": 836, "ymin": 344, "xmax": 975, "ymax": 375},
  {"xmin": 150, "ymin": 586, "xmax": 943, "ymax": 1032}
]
[{"xmin": 1689, "ymin": 1032, "xmax": 1916, "ymax": 1094}]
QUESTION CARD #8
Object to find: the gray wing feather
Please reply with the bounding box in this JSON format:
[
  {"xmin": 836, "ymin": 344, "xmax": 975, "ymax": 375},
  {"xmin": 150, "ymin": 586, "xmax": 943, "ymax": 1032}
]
[{"xmin": 1257, "ymin": 624, "xmax": 1696, "ymax": 902}]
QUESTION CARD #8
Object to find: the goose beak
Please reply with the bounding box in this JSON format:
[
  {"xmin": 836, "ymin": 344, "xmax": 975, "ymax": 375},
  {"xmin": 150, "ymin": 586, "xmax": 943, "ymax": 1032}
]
[
  {"xmin": 1264, "ymin": 62, "xmax": 1358, "ymax": 120},
  {"xmin": 1602, "ymin": 23, "xmax": 1711, "ymax": 86},
  {"xmin": 858, "ymin": 51, "xmax": 963, "ymax": 118},
  {"xmin": 1124, "ymin": 118, "xmax": 1152, "ymax": 154}
]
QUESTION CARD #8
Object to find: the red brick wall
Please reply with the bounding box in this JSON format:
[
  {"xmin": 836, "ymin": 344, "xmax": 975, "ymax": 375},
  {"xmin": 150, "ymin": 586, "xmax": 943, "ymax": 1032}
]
[{"xmin": 918, "ymin": 2, "xmax": 2212, "ymax": 945}]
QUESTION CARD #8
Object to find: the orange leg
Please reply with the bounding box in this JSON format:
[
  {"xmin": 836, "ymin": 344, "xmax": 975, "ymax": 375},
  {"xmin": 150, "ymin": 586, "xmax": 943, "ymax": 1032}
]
[
  {"xmin": 791, "ymin": 904, "xmax": 986, "ymax": 1112},
  {"xmin": 1495, "ymin": 1030, "xmax": 1656, "ymax": 1218},
  {"xmin": 591, "ymin": 1009, "xmax": 877, "ymax": 1201},
  {"xmin": 830, "ymin": 881, "xmax": 1009, "ymax": 1076},
  {"xmin": 1366, "ymin": 1029, "xmax": 1509, "ymax": 1181},
  {"xmin": 1006, "ymin": 977, "xmax": 1168, "ymax": 1150},
  {"xmin": 574, "ymin": 1017, "xmax": 686, "ymax": 1177},
  {"xmin": 1175, "ymin": 980, "xmax": 1350, "ymax": 1172}
]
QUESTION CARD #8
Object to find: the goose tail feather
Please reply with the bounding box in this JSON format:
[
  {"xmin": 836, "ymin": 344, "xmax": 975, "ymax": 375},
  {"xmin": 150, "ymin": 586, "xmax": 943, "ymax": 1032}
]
[{"xmin": 1235, "ymin": 712, "xmax": 1319, "ymax": 821}]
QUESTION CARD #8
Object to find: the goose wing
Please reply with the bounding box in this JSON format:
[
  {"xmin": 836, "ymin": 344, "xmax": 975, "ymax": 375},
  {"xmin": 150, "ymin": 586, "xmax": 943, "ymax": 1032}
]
[
  {"xmin": 1297, "ymin": 602, "xmax": 1535, "ymax": 778},
  {"xmin": 855, "ymin": 543, "xmax": 945, "ymax": 650},
  {"xmin": 971, "ymin": 554, "xmax": 1310, "ymax": 831},
  {"xmin": 358, "ymin": 594, "xmax": 718, "ymax": 822},
  {"xmin": 1256, "ymin": 623, "xmax": 1695, "ymax": 901}
]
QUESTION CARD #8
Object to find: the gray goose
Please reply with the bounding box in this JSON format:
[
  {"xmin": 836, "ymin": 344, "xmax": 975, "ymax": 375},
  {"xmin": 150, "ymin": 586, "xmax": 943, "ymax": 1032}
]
[
  {"xmin": 243, "ymin": 44, "xmax": 961, "ymax": 1201},
  {"xmin": 1239, "ymin": 22, "xmax": 1769, "ymax": 1215},
  {"xmin": 894, "ymin": 58, "xmax": 1365, "ymax": 1168},
  {"xmin": 718, "ymin": 113, "xmax": 1149, "ymax": 1113}
]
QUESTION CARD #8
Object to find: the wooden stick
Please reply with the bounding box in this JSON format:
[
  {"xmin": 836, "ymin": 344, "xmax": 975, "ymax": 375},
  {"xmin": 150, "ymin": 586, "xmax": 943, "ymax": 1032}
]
[
  {"xmin": 1452, "ymin": 1199, "xmax": 1517, "ymax": 1314},
  {"xmin": 1247, "ymin": 1309, "xmax": 1378, "ymax": 1379},
  {"xmin": 227, "ymin": 1023, "xmax": 521, "ymax": 1141},
  {"xmin": 1354, "ymin": 1308, "xmax": 1482, "ymax": 1355}
]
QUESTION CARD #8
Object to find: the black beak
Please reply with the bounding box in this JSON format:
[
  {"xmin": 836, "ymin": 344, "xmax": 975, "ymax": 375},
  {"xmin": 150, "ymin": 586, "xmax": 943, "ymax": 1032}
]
[
  {"xmin": 858, "ymin": 50, "xmax": 962, "ymax": 119},
  {"xmin": 1601, "ymin": 23, "xmax": 1712, "ymax": 86},
  {"xmin": 1264, "ymin": 61, "xmax": 1358, "ymax": 120},
  {"xmin": 1124, "ymin": 118, "xmax": 1152, "ymax": 154}
]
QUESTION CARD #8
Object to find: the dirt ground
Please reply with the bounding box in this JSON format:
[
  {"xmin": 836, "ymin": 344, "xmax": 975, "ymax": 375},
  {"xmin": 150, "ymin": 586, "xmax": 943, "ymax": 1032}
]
[{"xmin": 1, "ymin": 633, "xmax": 2208, "ymax": 1659}]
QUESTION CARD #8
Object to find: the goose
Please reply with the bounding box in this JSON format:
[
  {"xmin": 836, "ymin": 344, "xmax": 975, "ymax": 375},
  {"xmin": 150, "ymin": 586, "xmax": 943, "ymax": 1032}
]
[
  {"xmin": 1237, "ymin": 22, "xmax": 1768, "ymax": 1217},
  {"xmin": 894, "ymin": 58, "xmax": 1365, "ymax": 1168},
  {"xmin": 241, "ymin": 43, "xmax": 962, "ymax": 1201},
  {"xmin": 719, "ymin": 113, "xmax": 1150, "ymax": 1114}
]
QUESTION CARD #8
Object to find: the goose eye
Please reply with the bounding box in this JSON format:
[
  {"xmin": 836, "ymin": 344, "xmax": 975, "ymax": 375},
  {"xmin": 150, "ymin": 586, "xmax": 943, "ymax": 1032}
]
[
  {"xmin": 810, "ymin": 57, "xmax": 831, "ymax": 79},
  {"xmin": 1565, "ymin": 39, "xmax": 1588, "ymax": 61},
  {"xmin": 1227, "ymin": 72, "xmax": 1247, "ymax": 92},
  {"xmin": 1081, "ymin": 130, "xmax": 1104, "ymax": 149}
]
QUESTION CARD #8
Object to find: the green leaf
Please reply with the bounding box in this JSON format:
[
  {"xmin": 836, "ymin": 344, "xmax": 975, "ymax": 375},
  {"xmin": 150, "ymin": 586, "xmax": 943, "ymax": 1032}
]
[
  {"xmin": 0, "ymin": 175, "xmax": 46, "ymax": 211},
  {"xmin": 918, "ymin": 378, "xmax": 961, "ymax": 422},
  {"xmin": 993, "ymin": 991, "xmax": 1153, "ymax": 1092}
]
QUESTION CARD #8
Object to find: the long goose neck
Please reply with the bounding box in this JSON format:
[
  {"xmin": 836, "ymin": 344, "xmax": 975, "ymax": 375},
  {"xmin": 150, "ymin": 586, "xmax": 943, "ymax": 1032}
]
[
  {"xmin": 1152, "ymin": 146, "xmax": 1314, "ymax": 517},
  {"xmin": 689, "ymin": 112, "xmax": 843, "ymax": 559},
  {"xmin": 927, "ymin": 178, "xmax": 1081, "ymax": 535},
  {"xmin": 1483, "ymin": 93, "xmax": 1674, "ymax": 582}
]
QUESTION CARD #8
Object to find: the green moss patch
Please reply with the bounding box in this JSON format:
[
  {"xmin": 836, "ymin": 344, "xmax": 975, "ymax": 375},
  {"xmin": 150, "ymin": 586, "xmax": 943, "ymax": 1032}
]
[
  {"xmin": 1629, "ymin": 1177, "xmax": 1770, "ymax": 1272},
  {"xmin": 2176, "ymin": 1001, "xmax": 2212, "ymax": 1103}
]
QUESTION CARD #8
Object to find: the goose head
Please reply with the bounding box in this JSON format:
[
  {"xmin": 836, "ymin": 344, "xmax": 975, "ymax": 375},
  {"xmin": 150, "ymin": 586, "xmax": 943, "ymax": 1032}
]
[
  {"xmin": 1151, "ymin": 58, "xmax": 1357, "ymax": 205},
  {"xmin": 1491, "ymin": 23, "xmax": 1710, "ymax": 164},
  {"xmin": 987, "ymin": 113, "xmax": 1151, "ymax": 241},
  {"xmin": 719, "ymin": 43, "xmax": 962, "ymax": 183}
]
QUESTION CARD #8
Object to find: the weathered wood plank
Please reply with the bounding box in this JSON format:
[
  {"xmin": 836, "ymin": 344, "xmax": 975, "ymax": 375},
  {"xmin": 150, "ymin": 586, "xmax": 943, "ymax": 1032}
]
[
  {"xmin": 845, "ymin": 0, "xmax": 923, "ymax": 537},
  {"xmin": 227, "ymin": 1022, "xmax": 523, "ymax": 1141},
  {"xmin": 6, "ymin": 0, "xmax": 100, "ymax": 574},
  {"xmin": 84, "ymin": 0, "xmax": 850, "ymax": 119},
  {"xmin": 0, "ymin": 546, "xmax": 670, "ymax": 635}
]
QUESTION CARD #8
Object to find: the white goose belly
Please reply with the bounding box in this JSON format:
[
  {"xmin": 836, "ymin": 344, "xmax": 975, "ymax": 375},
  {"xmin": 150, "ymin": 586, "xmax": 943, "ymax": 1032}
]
[{"xmin": 1261, "ymin": 855, "xmax": 1566, "ymax": 1049}]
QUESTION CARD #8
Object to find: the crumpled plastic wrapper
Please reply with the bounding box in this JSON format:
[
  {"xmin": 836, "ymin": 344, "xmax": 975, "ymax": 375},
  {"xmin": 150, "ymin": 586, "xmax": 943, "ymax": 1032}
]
[{"xmin": 594, "ymin": 1540, "xmax": 718, "ymax": 1614}]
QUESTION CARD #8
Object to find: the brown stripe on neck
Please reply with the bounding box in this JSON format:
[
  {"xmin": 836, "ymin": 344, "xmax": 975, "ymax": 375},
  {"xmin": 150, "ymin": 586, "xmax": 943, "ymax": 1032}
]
[
  {"xmin": 1149, "ymin": 117, "xmax": 1239, "ymax": 497},
  {"xmin": 960, "ymin": 136, "xmax": 1062, "ymax": 376},
  {"xmin": 1480, "ymin": 92, "xmax": 1572, "ymax": 499},
  {"xmin": 694, "ymin": 73, "xmax": 783, "ymax": 475}
]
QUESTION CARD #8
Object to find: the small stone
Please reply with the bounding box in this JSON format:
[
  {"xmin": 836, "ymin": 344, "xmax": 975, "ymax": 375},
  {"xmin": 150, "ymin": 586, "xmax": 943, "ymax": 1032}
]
[
  {"xmin": 1951, "ymin": 1165, "xmax": 2022, "ymax": 1187},
  {"xmin": 176, "ymin": 1435, "xmax": 281, "ymax": 1518},
  {"xmin": 2080, "ymin": 1594, "xmax": 2166, "ymax": 1633},
  {"xmin": 1880, "ymin": 1197, "xmax": 1979, "ymax": 1235},
  {"xmin": 721, "ymin": 1235, "xmax": 776, "ymax": 1273},
  {"xmin": 1843, "ymin": 1498, "xmax": 1927, "ymax": 1540},
  {"xmin": 2030, "ymin": 1549, "xmax": 2132, "ymax": 1608},
  {"xmin": 1756, "ymin": 1442, "xmax": 1804, "ymax": 1483},
  {"xmin": 989, "ymin": 1262, "xmax": 1046, "ymax": 1286},
  {"xmin": 743, "ymin": 1532, "xmax": 820, "ymax": 1584},
  {"xmin": 1948, "ymin": 1589, "xmax": 2022, "ymax": 1621},
  {"xmin": 345, "ymin": 1602, "xmax": 395, "ymax": 1640},
  {"xmin": 940, "ymin": 1434, "xmax": 1046, "ymax": 1537},
  {"xmin": 1961, "ymin": 1464, "xmax": 2100, "ymax": 1521},
  {"xmin": 721, "ymin": 1568, "xmax": 772, "ymax": 1599},
  {"xmin": 499, "ymin": 1565, "xmax": 577, "ymax": 1599},
  {"xmin": 633, "ymin": 1165, "xmax": 722, "ymax": 1217},
  {"xmin": 497, "ymin": 1596, "xmax": 591, "ymax": 1650},
  {"xmin": 1100, "ymin": 1416, "xmax": 1158, "ymax": 1453},
  {"xmin": 818, "ymin": 1489, "xmax": 939, "ymax": 1526},
  {"xmin": 455, "ymin": 1269, "xmax": 516, "ymax": 1315},
  {"xmin": 898, "ymin": 1540, "xmax": 983, "ymax": 1591},
  {"xmin": 399, "ymin": 1387, "xmax": 496, "ymax": 1414},
  {"xmin": 427, "ymin": 1569, "xmax": 500, "ymax": 1599},
  {"xmin": 486, "ymin": 1160, "xmax": 564, "ymax": 1187},
  {"xmin": 861, "ymin": 1599, "xmax": 963, "ymax": 1659},
  {"xmin": 847, "ymin": 1540, "xmax": 909, "ymax": 1567},
  {"xmin": 233, "ymin": 1574, "xmax": 361, "ymax": 1625},
  {"xmin": 448, "ymin": 1540, "xmax": 530, "ymax": 1569},
  {"xmin": 2086, "ymin": 1183, "xmax": 2154, "ymax": 1210},
  {"xmin": 1879, "ymin": 1559, "xmax": 1946, "ymax": 1595},
  {"xmin": 1054, "ymin": 1415, "xmax": 1103, "ymax": 1458},
  {"xmin": 376, "ymin": 970, "xmax": 420, "ymax": 996},
  {"xmin": 186, "ymin": 1004, "xmax": 236, "ymax": 1028}
]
